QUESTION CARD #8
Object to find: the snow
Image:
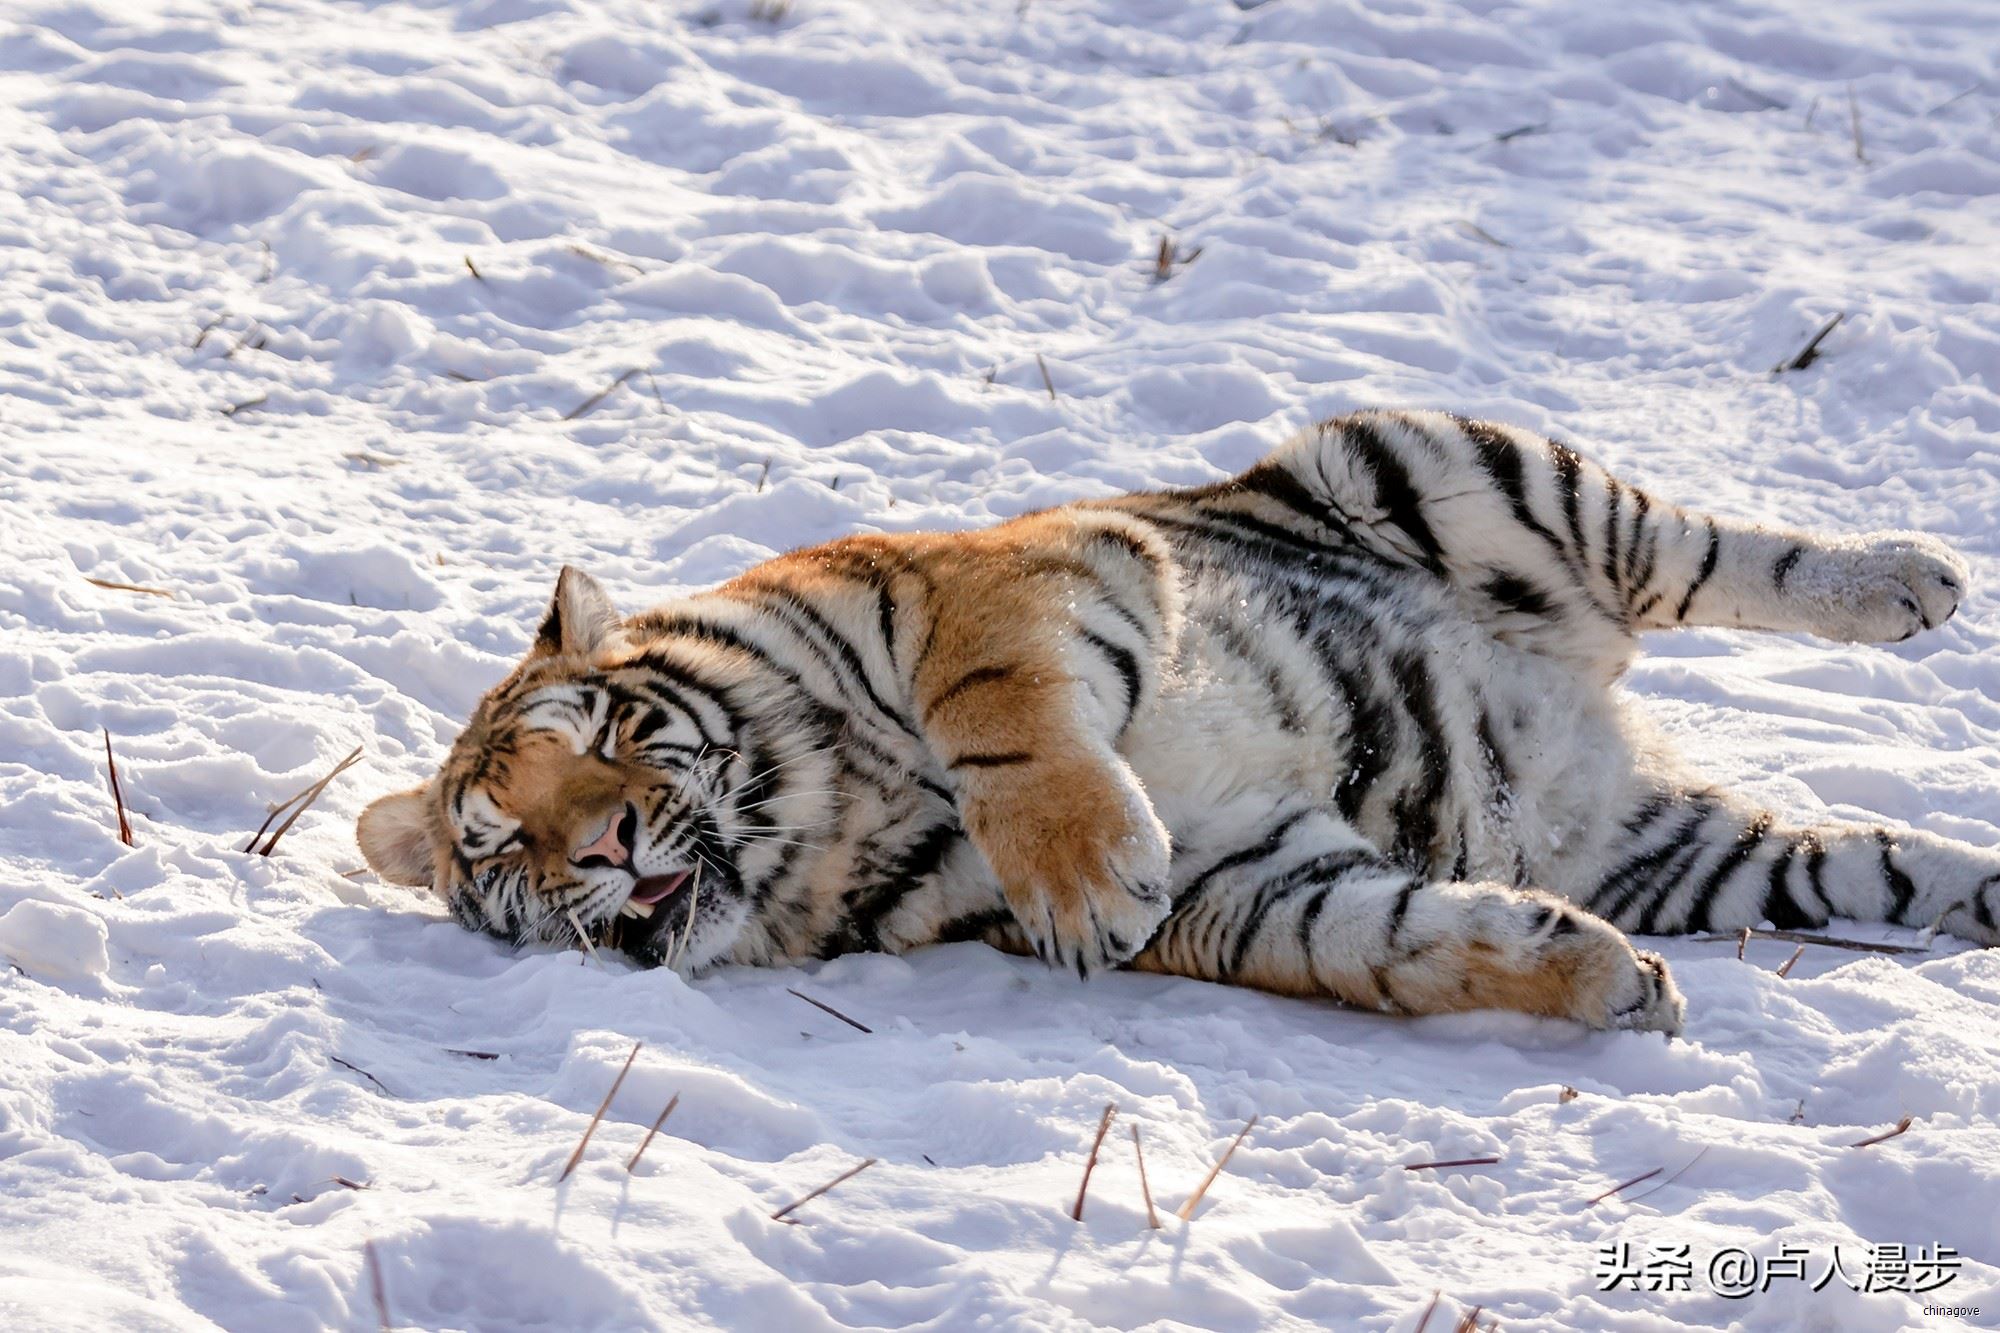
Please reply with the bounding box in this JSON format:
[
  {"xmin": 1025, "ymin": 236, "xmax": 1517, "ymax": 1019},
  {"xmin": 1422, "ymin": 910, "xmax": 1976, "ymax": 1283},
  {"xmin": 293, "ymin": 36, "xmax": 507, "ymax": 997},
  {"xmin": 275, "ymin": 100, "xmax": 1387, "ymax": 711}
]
[{"xmin": 3, "ymin": 0, "xmax": 1999, "ymax": 1328}]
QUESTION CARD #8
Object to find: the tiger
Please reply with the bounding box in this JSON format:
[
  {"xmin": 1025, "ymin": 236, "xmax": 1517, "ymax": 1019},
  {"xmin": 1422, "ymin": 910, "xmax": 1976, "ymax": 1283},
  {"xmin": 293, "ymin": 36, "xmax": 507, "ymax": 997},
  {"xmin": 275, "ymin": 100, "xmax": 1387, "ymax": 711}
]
[{"xmin": 356, "ymin": 410, "xmax": 1999, "ymax": 1035}]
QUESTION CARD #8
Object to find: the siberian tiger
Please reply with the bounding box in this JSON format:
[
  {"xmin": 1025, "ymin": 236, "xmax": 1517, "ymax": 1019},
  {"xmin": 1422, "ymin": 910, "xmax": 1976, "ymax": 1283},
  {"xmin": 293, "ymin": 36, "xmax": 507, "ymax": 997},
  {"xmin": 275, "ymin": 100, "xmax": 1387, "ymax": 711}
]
[{"xmin": 356, "ymin": 410, "xmax": 1999, "ymax": 1034}]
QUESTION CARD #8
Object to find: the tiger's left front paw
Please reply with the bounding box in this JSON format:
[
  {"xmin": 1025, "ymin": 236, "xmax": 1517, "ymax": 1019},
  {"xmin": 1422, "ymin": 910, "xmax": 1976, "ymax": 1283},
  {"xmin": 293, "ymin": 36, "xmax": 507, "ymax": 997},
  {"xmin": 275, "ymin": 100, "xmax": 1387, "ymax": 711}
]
[{"xmin": 970, "ymin": 759, "xmax": 1173, "ymax": 978}]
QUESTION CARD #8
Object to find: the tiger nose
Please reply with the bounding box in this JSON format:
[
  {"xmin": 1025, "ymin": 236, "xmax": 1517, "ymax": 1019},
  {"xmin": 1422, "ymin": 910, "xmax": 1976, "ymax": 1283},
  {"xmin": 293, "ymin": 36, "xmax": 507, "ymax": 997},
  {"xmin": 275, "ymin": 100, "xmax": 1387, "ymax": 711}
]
[{"xmin": 572, "ymin": 805, "xmax": 635, "ymax": 869}]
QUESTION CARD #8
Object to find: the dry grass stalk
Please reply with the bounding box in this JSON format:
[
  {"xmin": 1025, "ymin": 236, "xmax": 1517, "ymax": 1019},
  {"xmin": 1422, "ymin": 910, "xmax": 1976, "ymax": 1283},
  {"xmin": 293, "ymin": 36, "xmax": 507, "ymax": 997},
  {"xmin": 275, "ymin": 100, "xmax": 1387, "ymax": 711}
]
[
  {"xmin": 1693, "ymin": 923, "xmax": 1916, "ymax": 955},
  {"xmin": 102, "ymin": 729, "xmax": 134, "ymax": 849},
  {"xmin": 1584, "ymin": 1166, "xmax": 1662, "ymax": 1206},
  {"xmin": 1771, "ymin": 314, "xmax": 1845, "ymax": 375},
  {"xmin": 1774, "ymin": 943, "xmax": 1807, "ymax": 979},
  {"xmin": 330, "ymin": 1055, "xmax": 392, "ymax": 1097},
  {"xmin": 1848, "ymin": 1114, "xmax": 1913, "ymax": 1149},
  {"xmin": 1452, "ymin": 1306, "xmax": 1485, "ymax": 1333},
  {"xmin": 1176, "ymin": 1114, "xmax": 1257, "ymax": 1221},
  {"xmin": 244, "ymin": 745, "xmax": 364, "ymax": 856},
  {"xmin": 1622, "ymin": 1146, "xmax": 1712, "ymax": 1205},
  {"xmin": 331, "ymin": 1174, "xmax": 369, "ymax": 1190},
  {"xmin": 1736, "ymin": 927, "xmax": 1750, "ymax": 960},
  {"xmin": 1035, "ymin": 353, "xmax": 1056, "ymax": 399},
  {"xmin": 559, "ymin": 1041, "xmax": 643, "ymax": 1182},
  {"xmin": 445, "ymin": 1048, "xmax": 500, "ymax": 1061},
  {"xmin": 785, "ymin": 987, "xmax": 871, "ymax": 1033},
  {"xmin": 464, "ymin": 256, "xmax": 483, "ymax": 281},
  {"xmin": 565, "ymin": 368, "xmax": 639, "ymax": 421},
  {"xmin": 1494, "ymin": 121, "xmax": 1546, "ymax": 143},
  {"xmin": 364, "ymin": 1240, "xmax": 390, "ymax": 1331},
  {"xmin": 222, "ymin": 394, "xmax": 269, "ymax": 417},
  {"xmin": 1130, "ymin": 1124, "xmax": 1159, "ymax": 1229},
  {"xmin": 1404, "ymin": 1156, "xmax": 1501, "ymax": 1172},
  {"xmin": 85, "ymin": 576, "xmax": 171, "ymax": 598},
  {"xmin": 755, "ymin": 460, "xmax": 772, "ymax": 492},
  {"xmin": 1151, "ymin": 234, "xmax": 1203, "ymax": 282},
  {"xmin": 1414, "ymin": 1290, "xmax": 1441, "ymax": 1333},
  {"xmin": 626, "ymin": 1092, "xmax": 681, "ymax": 1172},
  {"xmin": 771, "ymin": 1156, "xmax": 877, "ymax": 1222},
  {"xmin": 1069, "ymin": 1102, "xmax": 1116, "ymax": 1222},
  {"xmin": 1847, "ymin": 83, "xmax": 1867, "ymax": 162}
]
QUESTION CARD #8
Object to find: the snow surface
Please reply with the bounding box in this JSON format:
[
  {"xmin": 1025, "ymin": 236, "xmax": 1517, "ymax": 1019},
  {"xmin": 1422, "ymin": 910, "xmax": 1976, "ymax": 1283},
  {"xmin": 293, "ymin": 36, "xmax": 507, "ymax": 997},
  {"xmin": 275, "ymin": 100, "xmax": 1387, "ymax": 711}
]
[{"xmin": 4, "ymin": 0, "xmax": 2000, "ymax": 1328}]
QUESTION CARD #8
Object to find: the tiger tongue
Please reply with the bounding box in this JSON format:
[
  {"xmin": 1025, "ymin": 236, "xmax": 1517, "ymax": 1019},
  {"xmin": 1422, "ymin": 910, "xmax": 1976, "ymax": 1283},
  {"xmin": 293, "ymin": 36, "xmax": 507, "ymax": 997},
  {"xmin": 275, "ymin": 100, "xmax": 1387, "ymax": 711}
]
[{"xmin": 630, "ymin": 870, "xmax": 690, "ymax": 906}]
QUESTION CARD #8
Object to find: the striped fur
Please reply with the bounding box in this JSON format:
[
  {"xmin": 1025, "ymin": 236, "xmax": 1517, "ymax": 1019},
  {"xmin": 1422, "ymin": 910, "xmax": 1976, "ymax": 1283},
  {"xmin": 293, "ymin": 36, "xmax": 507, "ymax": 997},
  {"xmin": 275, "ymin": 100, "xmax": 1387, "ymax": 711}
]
[{"xmin": 358, "ymin": 410, "xmax": 1999, "ymax": 1033}]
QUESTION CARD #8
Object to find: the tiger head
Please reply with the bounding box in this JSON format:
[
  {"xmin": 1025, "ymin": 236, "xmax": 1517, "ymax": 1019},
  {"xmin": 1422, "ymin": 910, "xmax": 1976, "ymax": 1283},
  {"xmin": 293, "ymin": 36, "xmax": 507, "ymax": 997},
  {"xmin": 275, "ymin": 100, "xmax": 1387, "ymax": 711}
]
[{"xmin": 355, "ymin": 567, "xmax": 816, "ymax": 971}]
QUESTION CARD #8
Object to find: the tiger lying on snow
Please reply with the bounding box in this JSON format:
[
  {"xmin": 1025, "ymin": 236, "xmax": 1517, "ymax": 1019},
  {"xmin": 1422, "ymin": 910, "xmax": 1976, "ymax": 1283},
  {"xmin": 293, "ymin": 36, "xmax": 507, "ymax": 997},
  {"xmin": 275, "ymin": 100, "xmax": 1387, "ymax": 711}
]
[{"xmin": 357, "ymin": 410, "xmax": 1998, "ymax": 1035}]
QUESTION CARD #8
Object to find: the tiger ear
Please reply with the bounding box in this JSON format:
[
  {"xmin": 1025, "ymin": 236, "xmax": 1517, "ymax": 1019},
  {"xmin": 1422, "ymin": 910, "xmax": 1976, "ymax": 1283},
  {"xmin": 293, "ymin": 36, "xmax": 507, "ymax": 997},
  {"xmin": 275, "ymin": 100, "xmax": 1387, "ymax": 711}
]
[
  {"xmin": 356, "ymin": 785, "xmax": 437, "ymax": 887},
  {"xmin": 534, "ymin": 566, "xmax": 624, "ymax": 658}
]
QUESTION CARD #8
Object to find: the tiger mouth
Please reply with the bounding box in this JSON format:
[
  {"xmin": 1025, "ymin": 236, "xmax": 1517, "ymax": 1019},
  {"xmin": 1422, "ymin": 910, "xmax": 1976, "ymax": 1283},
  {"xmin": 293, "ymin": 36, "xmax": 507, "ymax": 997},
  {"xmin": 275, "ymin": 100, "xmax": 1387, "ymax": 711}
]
[{"xmin": 618, "ymin": 869, "xmax": 691, "ymax": 921}]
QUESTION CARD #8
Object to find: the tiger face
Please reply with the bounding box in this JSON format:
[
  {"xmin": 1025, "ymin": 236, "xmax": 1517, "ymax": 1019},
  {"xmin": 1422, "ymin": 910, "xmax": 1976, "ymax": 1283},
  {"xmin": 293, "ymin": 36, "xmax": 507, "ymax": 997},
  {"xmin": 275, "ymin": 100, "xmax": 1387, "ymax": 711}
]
[{"xmin": 356, "ymin": 568, "xmax": 762, "ymax": 971}]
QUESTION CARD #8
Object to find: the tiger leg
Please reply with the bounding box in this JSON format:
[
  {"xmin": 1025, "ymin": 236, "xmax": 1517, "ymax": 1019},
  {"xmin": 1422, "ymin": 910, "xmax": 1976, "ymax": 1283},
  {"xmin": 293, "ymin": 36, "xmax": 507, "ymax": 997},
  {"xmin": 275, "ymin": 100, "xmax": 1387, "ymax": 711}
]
[
  {"xmin": 903, "ymin": 510, "xmax": 1179, "ymax": 976},
  {"xmin": 1233, "ymin": 410, "xmax": 1966, "ymax": 671},
  {"xmin": 1134, "ymin": 811, "xmax": 1685, "ymax": 1033},
  {"xmin": 1582, "ymin": 787, "xmax": 2000, "ymax": 944}
]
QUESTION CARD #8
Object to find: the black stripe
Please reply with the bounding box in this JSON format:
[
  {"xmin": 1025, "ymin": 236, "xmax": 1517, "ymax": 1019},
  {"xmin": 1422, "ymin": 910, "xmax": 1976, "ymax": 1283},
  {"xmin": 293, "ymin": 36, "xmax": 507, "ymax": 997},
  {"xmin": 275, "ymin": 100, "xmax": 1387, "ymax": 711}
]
[
  {"xmin": 835, "ymin": 821, "xmax": 961, "ymax": 952},
  {"xmin": 1601, "ymin": 477, "xmax": 1624, "ymax": 598},
  {"xmin": 1076, "ymin": 628, "xmax": 1141, "ymax": 732},
  {"xmin": 1343, "ymin": 418, "xmax": 1446, "ymax": 574},
  {"xmin": 1458, "ymin": 418, "xmax": 1568, "ymax": 560},
  {"xmin": 1875, "ymin": 830, "xmax": 1918, "ymax": 924},
  {"xmin": 1174, "ymin": 811, "xmax": 1312, "ymax": 909},
  {"xmin": 1673, "ymin": 519, "xmax": 1721, "ymax": 622},
  {"xmin": 1551, "ymin": 441, "xmax": 1588, "ymax": 560},
  {"xmin": 950, "ymin": 751, "xmax": 1034, "ymax": 770},
  {"xmin": 922, "ymin": 665, "xmax": 1014, "ymax": 724},
  {"xmin": 1329, "ymin": 662, "xmax": 1396, "ymax": 822},
  {"xmin": 1225, "ymin": 848, "xmax": 1376, "ymax": 977},
  {"xmin": 1772, "ymin": 545, "xmax": 1805, "ymax": 590},
  {"xmin": 1482, "ymin": 572, "xmax": 1554, "ymax": 618},
  {"xmin": 1683, "ymin": 812, "xmax": 1772, "ymax": 933},
  {"xmin": 1389, "ymin": 649, "xmax": 1449, "ymax": 875}
]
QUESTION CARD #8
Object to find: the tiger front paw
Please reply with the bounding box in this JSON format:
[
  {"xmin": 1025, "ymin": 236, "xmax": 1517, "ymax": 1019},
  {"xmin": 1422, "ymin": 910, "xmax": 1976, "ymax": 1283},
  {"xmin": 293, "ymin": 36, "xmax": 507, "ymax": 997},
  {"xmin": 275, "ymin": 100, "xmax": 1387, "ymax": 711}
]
[{"xmin": 968, "ymin": 759, "xmax": 1172, "ymax": 978}]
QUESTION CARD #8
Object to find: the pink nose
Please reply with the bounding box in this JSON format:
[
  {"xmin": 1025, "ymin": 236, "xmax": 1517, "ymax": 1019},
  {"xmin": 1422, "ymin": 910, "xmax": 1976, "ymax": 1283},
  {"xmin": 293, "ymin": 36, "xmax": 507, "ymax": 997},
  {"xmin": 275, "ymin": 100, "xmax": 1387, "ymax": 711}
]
[{"xmin": 573, "ymin": 812, "xmax": 629, "ymax": 867}]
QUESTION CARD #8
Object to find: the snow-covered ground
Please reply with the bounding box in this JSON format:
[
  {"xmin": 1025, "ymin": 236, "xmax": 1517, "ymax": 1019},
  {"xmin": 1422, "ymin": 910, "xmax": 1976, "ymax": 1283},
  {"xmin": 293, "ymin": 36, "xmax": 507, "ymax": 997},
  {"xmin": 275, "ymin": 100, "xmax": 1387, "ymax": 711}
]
[{"xmin": 4, "ymin": 0, "xmax": 1999, "ymax": 1327}]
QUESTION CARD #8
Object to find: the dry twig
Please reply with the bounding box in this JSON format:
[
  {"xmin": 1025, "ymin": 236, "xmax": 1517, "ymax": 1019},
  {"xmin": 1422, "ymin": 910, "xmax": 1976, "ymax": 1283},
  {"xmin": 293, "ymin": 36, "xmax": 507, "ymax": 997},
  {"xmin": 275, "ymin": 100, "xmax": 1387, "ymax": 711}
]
[
  {"xmin": 102, "ymin": 729, "xmax": 134, "ymax": 849},
  {"xmin": 1414, "ymin": 1290, "xmax": 1441, "ymax": 1333},
  {"xmin": 222, "ymin": 394, "xmax": 269, "ymax": 417},
  {"xmin": 1584, "ymin": 1166, "xmax": 1662, "ymax": 1206},
  {"xmin": 1035, "ymin": 353, "xmax": 1056, "ymax": 399},
  {"xmin": 1691, "ymin": 924, "xmax": 1922, "ymax": 955},
  {"xmin": 1848, "ymin": 1115, "xmax": 1913, "ymax": 1149},
  {"xmin": 1452, "ymin": 1307, "xmax": 1485, "ymax": 1333},
  {"xmin": 85, "ymin": 576, "xmax": 171, "ymax": 598},
  {"xmin": 330, "ymin": 1055, "xmax": 392, "ymax": 1097},
  {"xmin": 1404, "ymin": 1156, "xmax": 1501, "ymax": 1172},
  {"xmin": 1774, "ymin": 943, "xmax": 1807, "ymax": 978},
  {"xmin": 1736, "ymin": 927, "xmax": 1750, "ymax": 960},
  {"xmin": 1847, "ymin": 83, "xmax": 1867, "ymax": 163},
  {"xmin": 1176, "ymin": 1114, "xmax": 1257, "ymax": 1220},
  {"xmin": 785, "ymin": 987, "xmax": 871, "ymax": 1033},
  {"xmin": 1558, "ymin": 1086, "xmax": 1579, "ymax": 1104},
  {"xmin": 1131, "ymin": 1124, "xmax": 1159, "ymax": 1229},
  {"xmin": 243, "ymin": 746, "xmax": 364, "ymax": 856},
  {"xmin": 1771, "ymin": 314, "xmax": 1845, "ymax": 374},
  {"xmin": 564, "ymin": 368, "xmax": 639, "ymax": 421},
  {"xmin": 559, "ymin": 1041, "xmax": 642, "ymax": 1182},
  {"xmin": 1069, "ymin": 1103, "xmax": 1116, "ymax": 1222},
  {"xmin": 626, "ymin": 1093, "xmax": 680, "ymax": 1172},
  {"xmin": 771, "ymin": 1156, "xmax": 877, "ymax": 1222},
  {"xmin": 364, "ymin": 1240, "xmax": 390, "ymax": 1331},
  {"xmin": 464, "ymin": 256, "xmax": 484, "ymax": 281}
]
